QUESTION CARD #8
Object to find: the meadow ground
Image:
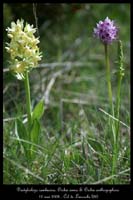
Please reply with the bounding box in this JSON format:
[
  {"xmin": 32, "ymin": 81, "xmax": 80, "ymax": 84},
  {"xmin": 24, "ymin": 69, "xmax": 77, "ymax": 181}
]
[{"xmin": 3, "ymin": 3, "xmax": 130, "ymax": 184}]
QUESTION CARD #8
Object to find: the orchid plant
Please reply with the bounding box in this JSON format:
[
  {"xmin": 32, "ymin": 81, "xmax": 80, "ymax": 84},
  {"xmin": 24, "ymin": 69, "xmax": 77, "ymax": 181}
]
[
  {"xmin": 5, "ymin": 17, "xmax": 125, "ymax": 179},
  {"xmin": 94, "ymin": 17, "xmax": 124, "ymax": 178},
  {"xmin": 6, "ymin": 19, "xmax": 44, "ymax": 159}
]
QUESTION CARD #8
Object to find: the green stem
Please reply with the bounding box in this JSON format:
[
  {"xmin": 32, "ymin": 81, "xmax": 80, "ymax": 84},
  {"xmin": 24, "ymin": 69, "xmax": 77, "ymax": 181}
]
[
  {"xmin": 112, "ymin": 41, "xmax": 124, "ymax": 180},
  {"xmin": 115, "ymin": 76, "xmax": 122, "ymax": 140},
  {"xmin": 115, "ymin": 40, "xmax": 124, "ymax": 141},
  {"xmin": 24, "ymin": 71, "xmax": 31, "ymax": 130},
  {"xmin": 104, "ymin": 44, "xmax": 116, "ymax": 141},
  {"xmin": 104, "ymin": 44, "xmax": 116, "ymax": 181},
  {"xmin": 104, "ymin": 44, "xmax": 114, "ymax": 114}
]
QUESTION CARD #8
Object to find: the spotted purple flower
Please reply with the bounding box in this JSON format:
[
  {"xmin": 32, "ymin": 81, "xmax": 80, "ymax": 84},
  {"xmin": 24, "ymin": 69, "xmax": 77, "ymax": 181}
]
[{"xmin": 93, "ymin": 17, "xmax": 118, "ymax": 44}]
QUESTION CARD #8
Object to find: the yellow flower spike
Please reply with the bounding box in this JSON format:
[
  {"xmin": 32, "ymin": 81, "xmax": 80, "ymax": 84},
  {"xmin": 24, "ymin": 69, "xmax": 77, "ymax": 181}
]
[
  {"xmin": 6, "ymin": 19, "xmax": 42, "ymax": 80},
  {"xmin": 7, "ymin": 34, "xmax": 13, "ymax": 39}
]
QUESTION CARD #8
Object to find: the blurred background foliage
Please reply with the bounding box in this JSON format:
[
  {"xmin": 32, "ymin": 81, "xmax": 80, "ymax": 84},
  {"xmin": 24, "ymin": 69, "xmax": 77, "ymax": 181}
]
[
  {"xmin": 3, "ymin": 3, "xmax": 130, "ymax": 184},
  {"xmin": 3, "ymin": 2, "xmax": 130, "ymax": 128},
  {"xmin": 3, "ymin": 3, "xmax": 130, "ymax": 65}
]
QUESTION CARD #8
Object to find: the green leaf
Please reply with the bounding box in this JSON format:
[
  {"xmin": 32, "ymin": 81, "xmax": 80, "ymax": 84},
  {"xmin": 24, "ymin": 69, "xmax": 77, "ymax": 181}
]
[
  {"xmin": 30, "ymin": 119, "xmax": 40, "ymax": 158},
  {"xmin": 16, "ymin": 119, "xmax": 29, "ymax": 156},
  {"xmin": 30, "ymin": 119, "xmax": 40, "ymax": 144},
  {"xmin": 16, "ymin": 119, "xmax": 28, "ymax": 140},
  {"xmin": 32, "ymin": 100, "xmax": 44, "ymax": 121}
]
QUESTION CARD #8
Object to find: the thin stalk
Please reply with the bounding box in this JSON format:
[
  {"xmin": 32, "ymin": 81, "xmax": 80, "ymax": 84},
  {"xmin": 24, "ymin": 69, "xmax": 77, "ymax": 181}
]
[
  {"xmin": 104, "ymin": 44, "xmax": 116, "ymax": 142},
  {"xmin": 24, "ymin": 71, "xmax": 31, "ymax": 130},
  {"xmin": 104, "ymin": 44, "xmax": 114, "ymax": 115},
  {"xmin": 112, "ymin": 41, "xmax": 124, "ymax": 179},
  {"xmin": 115, "ymin": 76, "xmax": 122, "ymax": 140},
  {"xmin": 115, "ymin": 40, "xmax": 124, "ymax": 141},
  {"xmin": 104, "ymin": 44, "xmax": 116, "ymax": 180}
]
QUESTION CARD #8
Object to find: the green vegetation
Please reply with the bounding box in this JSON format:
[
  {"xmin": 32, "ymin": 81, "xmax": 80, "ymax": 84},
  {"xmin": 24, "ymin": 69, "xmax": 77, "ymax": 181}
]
[{"xmin": 3, "ymin": 3, "xmax": 130, "ymax": 184}]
